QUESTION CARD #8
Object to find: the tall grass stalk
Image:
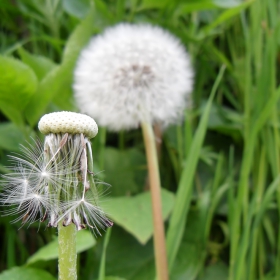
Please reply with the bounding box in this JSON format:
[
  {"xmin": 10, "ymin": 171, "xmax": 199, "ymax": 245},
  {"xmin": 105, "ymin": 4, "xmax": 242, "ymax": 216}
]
[
  {"xmin": 166, "ymin": 65, "xmax": 225, "ymax": 271},
  {"xmin": 247, "ymin": 146, "xmax": 267, "ymax": 280},
  {"xmin": 228, "ymin": 1, "xmax": 280, "ymax": 278},
  {"xmin": 203, "ymin": 153, "xmax": 228, "ymax": 243}
]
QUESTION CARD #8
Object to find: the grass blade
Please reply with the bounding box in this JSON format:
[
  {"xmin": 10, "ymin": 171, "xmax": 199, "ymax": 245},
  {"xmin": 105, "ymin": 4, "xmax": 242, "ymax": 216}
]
[{"xmin": 166, "ymin": 65, "xmax": 226, "ymax": 271}]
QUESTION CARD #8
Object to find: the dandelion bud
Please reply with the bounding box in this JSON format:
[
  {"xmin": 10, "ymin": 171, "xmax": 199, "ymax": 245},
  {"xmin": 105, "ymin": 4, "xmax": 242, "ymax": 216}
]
[
  {"xmin": 1, "ymin": 111, "xmax": 112, "ymax": 235},
  {"xmin": 38, "ymin": 111, "xmax": 98, "ymax": 138}
]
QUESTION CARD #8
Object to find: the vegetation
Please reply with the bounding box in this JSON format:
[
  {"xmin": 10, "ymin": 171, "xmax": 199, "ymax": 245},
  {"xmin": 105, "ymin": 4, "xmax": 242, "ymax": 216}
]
[{"xmin": 0, "ymin": 0, "xmax": 279, "ymax": 279}]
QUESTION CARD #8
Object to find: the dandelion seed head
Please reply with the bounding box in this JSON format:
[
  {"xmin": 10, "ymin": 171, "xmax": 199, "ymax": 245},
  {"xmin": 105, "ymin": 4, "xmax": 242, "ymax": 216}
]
[
  {"xmin": 38, "ymin": 111, "xmax": 98, "ymax": 138},
  {"xmin": 74, "ymin": 23, "xmax": 194, "ymax": 131},
  {"xmin": 1, "ymin": 113, "xmax": 112, "ymax": 234}
]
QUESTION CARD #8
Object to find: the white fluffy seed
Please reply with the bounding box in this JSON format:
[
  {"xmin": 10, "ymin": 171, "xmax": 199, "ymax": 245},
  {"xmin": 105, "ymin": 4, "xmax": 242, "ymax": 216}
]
[
  {"xmin": 38, "ymin": 111, "xmax": 98, "ymax": 138},
  {"xmin": 73, "ymin": 23, "xmax": 194, "ymax": 131}
]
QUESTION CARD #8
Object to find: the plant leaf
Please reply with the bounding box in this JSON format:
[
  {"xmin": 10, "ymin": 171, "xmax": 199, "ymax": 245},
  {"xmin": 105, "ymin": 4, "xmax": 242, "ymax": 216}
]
[
  {"xmin": 0, "ymin": 55, "xmax": 38, "ymax": 124},
  {"xmin": 103, "ymin": 147, "xmax": 146, "ymax": 196},
  {"xmin": 102, "ymin": 189, "xmax": 174, "ymax": 244},
  {"xmin": 0, "ymin": 122, "xmax": 29, "ymax": 152},
  {"xmin": 0, "ymin": 267, "xmax": 56, "ymax": 280},
  {"xmin": 18, "ymin": 48, "xmax": 57, "ymax": 81},
  {"xmin": 198, "ymin": 262, "xmax": 229, "ymax": 280},
  {"xmin": 26, "ymin": 230, "xmax": 96, "ymax": 265},
  {"xmin": 102, "ymin": 226, "xmax": 154, "ymax": 279}
]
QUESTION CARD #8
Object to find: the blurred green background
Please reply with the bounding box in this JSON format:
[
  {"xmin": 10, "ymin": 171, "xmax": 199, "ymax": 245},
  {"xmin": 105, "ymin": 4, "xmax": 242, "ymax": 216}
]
[{"xmin": 0, "ymin": 0, "xmax": 280, "ymax": 279}]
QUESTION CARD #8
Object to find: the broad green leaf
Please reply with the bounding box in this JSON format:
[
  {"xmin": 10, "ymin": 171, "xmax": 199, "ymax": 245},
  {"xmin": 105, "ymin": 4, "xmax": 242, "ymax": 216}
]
[
  {"xmin": 24, "ymin": 6, "xmax": 95, "ymax": 126},
  {"xmin": 102, "ymin": 189, "xmax": 174, "ymax": 244},
  {"xmin": 0, "ymin": 267, "xmax": 56, "ymax": 280},
  {"xmin": 18, "ymin": 48, "xmax": 57, "ymax": 81},
  {"xmin": 130, "ymin": 261, "xmax": 155, "ymax": 280},
  {"xmin": 0, "ymin": 122, "xmax": 28, "ymax": 152},
  {"xmin": 0, "ymin": 55, "xmax": 38, "ymax": 124},
  {"xmin": 104, "ymin": 226, "xmax": 154, "ymax": 279},
  {"xmin": 103, "ymin": 148, "xmax": 146, "ymax": 196},
  {"xmin": 26, "ymin": 230, "xmax": 95, "ymax": 265},
  {"xmin": 0, "ymin": 104, "xmax": 24, "ymax": 128}
]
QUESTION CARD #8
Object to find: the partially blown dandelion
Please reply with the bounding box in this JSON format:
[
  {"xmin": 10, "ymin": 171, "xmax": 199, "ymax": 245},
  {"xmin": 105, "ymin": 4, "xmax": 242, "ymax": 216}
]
[
  {"xmin": 1, "ymin": 111, "xmax": 112, "ymax": 234},
  {"xmin": 1, "ymin": 111, "xmax": 113, "ymax": 280},
  {"xmin": 74, "ymin": 23, "xmax": 193, "ymax": 131}
]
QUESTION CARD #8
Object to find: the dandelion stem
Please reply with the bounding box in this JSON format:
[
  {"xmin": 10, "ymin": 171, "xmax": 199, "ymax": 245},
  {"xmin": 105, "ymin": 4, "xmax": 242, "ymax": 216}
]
[
  {"xmin": 58, "ymin": 222, "xmax": 77, "ymax": 280},
  {"xmin": 141, "ymin": 121, "xmax": 169, "ymax": 280}
]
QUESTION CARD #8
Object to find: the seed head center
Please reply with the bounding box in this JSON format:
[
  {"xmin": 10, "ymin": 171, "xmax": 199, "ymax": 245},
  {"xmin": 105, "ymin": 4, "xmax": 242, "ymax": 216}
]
[
  {"xmin": 114, "ymin": 64, "xmax": 154, "ymax": 89},
  {"xmin": 41, "ymin": 171, "xmax": 48, "ymax": 178}
]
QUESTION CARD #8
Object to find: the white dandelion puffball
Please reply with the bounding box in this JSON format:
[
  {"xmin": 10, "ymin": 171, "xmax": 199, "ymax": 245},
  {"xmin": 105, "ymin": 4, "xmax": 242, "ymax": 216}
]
[
  {"xmin": 74, "ymin": 23, "xmax": 194, "ymax": 131},
  {"xmin": 38, "ymin": 111, "xmax": 98, "ymax": 138}
]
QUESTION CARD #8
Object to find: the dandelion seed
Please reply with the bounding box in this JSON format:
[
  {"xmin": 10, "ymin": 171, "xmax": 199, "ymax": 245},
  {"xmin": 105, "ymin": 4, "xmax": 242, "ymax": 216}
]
[{"xmin": 1, "ymin": 111, "xmax": 112, "ymax": 235}]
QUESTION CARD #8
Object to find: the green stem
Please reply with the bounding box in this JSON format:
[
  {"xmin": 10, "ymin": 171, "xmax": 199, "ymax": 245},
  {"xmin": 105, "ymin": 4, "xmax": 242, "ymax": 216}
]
[
  {"xmin": 58, "ymin": 223, "xmax": 77, "ymax": 280},
  {"xmin": 141, "ymin": 121, "xmax": 169, "ymax": 280},
  {"xmin": 98, "ymin": 227, "xmax": 112, "ymax": 280}
]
